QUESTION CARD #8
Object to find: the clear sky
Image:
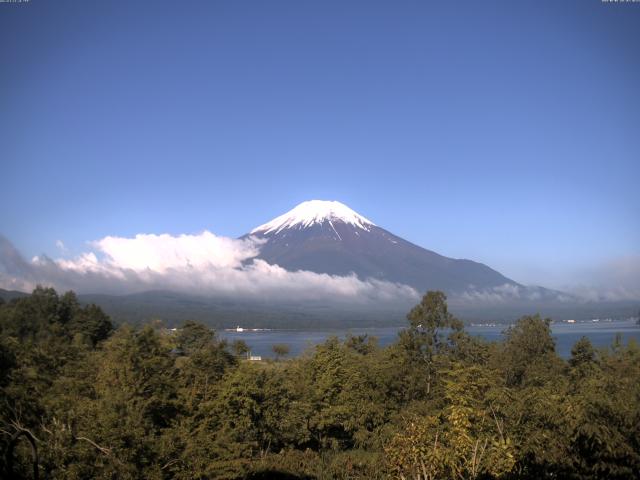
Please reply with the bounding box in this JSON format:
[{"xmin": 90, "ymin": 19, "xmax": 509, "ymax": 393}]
[{"xmin": 1, "ymin": 0, "xmax": 638, "ymax": 292}]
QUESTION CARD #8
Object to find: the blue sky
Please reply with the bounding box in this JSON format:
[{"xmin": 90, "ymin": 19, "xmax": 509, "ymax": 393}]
[{"xmin": 1, "ymin": 0, "xmax": 639, "ymax": 290}]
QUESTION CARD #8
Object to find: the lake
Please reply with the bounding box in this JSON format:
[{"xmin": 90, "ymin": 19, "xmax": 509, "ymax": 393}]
[{"xmin": 219, "ymin": 319, "xmax": 640, "ymax": 359}]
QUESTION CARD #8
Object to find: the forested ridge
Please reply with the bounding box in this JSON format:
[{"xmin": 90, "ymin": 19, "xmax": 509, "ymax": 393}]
[{"xmin": 1, "ymin": 287, "xmax": 639, "ymax": 479}]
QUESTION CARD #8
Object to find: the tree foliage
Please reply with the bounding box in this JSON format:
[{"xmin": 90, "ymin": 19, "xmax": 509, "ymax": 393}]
[{"xmin": 1, "ymin": 288, "xmax": 639, "ymax": 479}]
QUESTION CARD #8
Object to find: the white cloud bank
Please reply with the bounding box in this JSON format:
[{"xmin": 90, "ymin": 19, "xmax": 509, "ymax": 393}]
[
  {"xmin": 0, "ymin": 232, "xmax": 418, "ymax": 304},
  {"xmin": 2, "ymin": 233, "xmax": 637, "ymax": 306}
]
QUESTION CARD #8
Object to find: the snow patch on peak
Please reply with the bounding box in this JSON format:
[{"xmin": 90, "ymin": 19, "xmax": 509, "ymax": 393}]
[{"xmin": 251, "ymin": 200, "xmax": 376, "ymax": 235}]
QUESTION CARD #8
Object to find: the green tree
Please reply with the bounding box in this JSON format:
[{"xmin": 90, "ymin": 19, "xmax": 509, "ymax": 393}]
[
  {"xmin": 568, "ymin": 336, "xmax": 598, "ymax": 382},
  {"xmin": 500, "ymin": 314, "xmax": 559, "ymax": 387},
  {"xmin": 272, "ymin": 343, "xmax": 290, "ymax": 360},
  {"xmin": 565, "ymin": 339, "xmax": 640, "ymax": 479},
  {"xmin": 397, "ymin": 291, "xmax": 463, "ymax": 397},
  {"xmin": 345, "ymin": 334, "xmax": 378, "ymax": 355},
  {"xmin": 232, "ymin": 339, "xmax": 250, "ymax": 358},
  {"xmin": 570, "ymin": 336, "xmax": 596, "ymax": 368},
  {"xmin": 70, "ymin": 303, "xmax": 114, "ymax": 347},
  {"xmin": 385, "ymin": 363, "xmax": 515, "ymax": 479},
  {"xmin": 176, "ymin": 320, "xmax": 215, "ymax": 354},
  {"xmin": 77, "ymin": 326, "xmax": 179, "ymax": 477}
]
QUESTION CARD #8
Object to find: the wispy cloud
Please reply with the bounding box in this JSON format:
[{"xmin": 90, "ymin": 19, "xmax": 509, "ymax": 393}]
[
  {"xmin": 453, "ymin": 255, "xmax": 640, "ymax": 305},
  {"xmin": 499, "ymin": 256, "xmax": 640, "ymax": 303},
  {"xmin": 55, "ymin": 240, "xmax": 67, "ymax": 252},
  {"xmin": 452, "ymin": 283, "xmax": 567, "ymax": 304},
  {"xmin": 559, "ymin": 255, "xmax": 640, "ymax": 302},
  {"xmin": 0, "ymin": 233, "xmax": 418, "ymax": 304}
]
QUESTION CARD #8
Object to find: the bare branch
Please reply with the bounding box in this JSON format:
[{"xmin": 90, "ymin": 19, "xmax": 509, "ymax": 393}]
[
  {"xmin": 75, "ymin": 436, "xmax": 111, "ymax": 456},
  {"xmin": 161, "ymin": 458, "xmax": 181, "ymax": 470},
  {"xmin": 490, "ymin": 404, "xmax": 505, "ymax": 443}
]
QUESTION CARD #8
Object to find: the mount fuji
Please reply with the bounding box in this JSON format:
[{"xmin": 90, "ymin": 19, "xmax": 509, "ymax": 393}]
[
  {"xmin": 246, "ymin": 200, "xmax": 521, "ymax": 295},
  {"xmin": 2, "ymin": 200, "xmax": 629, "ymax": 327}
]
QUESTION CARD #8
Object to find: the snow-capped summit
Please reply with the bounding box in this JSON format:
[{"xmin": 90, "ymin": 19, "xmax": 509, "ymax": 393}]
[
  {"xmin": 250, "ymin": 200, "xmax": 375, "ymax": 235},
  {"xmin": 245, "ymin": 200, "xmax": 521, "ymax": 295}
]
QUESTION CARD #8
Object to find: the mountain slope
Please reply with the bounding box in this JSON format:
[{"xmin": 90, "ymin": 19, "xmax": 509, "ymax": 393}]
[
  {"xmin": 247, "ymin": 200, "xmax": 519, "ymax": 294},
  {"xmin": 0, "ymin": 288, "xmax": 29, "ymax": 302}
]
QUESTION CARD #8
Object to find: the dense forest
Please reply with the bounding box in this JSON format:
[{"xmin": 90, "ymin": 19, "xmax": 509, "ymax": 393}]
[{"xmin": 1, "ymin": 287, "xmax": 639, "ymax": 479}]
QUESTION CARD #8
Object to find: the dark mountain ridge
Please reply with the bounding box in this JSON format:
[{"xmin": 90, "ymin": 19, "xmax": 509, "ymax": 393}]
[
  {"xmin": 248, "ymin": 221, "xmax": 518, "ymax": 294},
  {"xmin": 245, "ymin": 200, "xmax": 524, "ymax": 296}
]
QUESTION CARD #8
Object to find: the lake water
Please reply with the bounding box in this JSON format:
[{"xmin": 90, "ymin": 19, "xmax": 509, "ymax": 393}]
[{"xmin": 219, "ymin": 319, "xmax": 640, "ymax": 359}]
